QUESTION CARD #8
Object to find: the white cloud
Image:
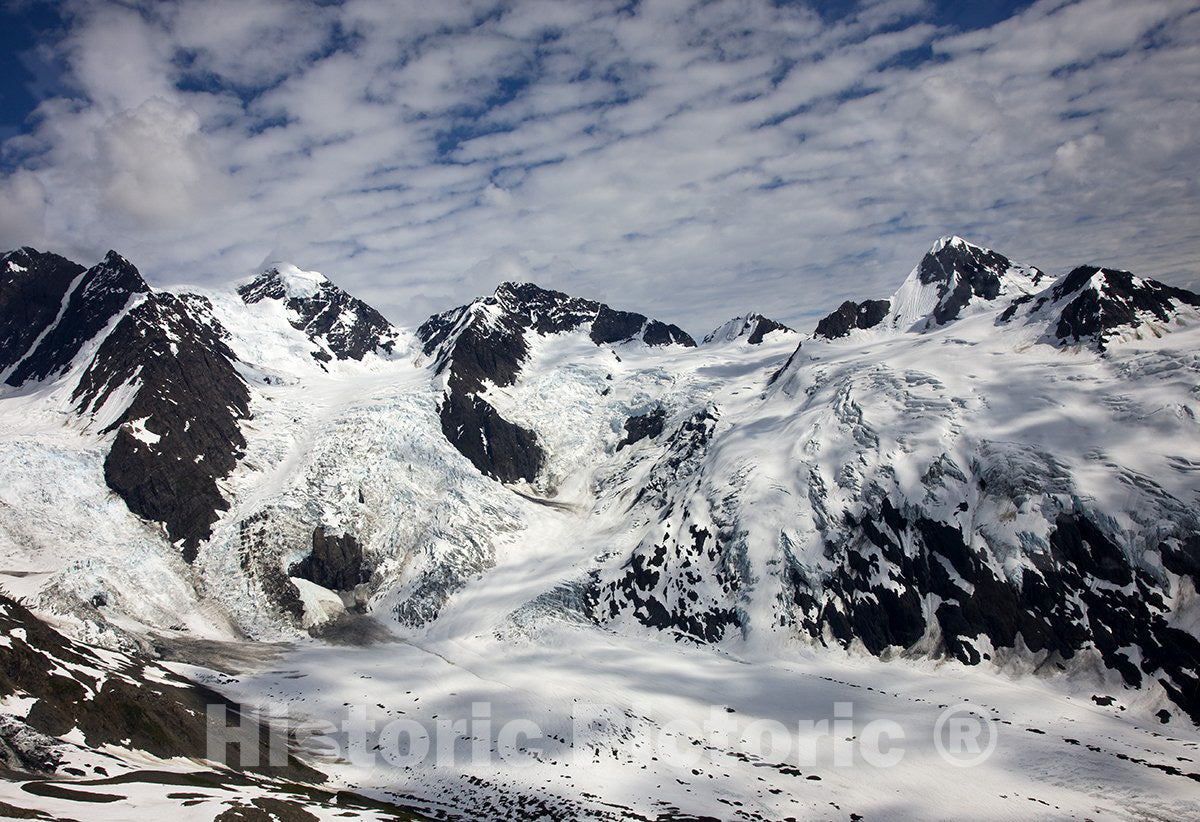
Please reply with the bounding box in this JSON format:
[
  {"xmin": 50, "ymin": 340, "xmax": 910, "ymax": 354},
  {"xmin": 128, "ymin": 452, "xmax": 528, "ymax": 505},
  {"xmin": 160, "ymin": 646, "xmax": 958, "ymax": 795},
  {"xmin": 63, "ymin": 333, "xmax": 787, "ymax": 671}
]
[
  {"xmin": 98, "ymin": 98, "xmax": 219, "ymax": 225},
  {"xmin": 166, "ymin": 0, "xmax": 339, "ymax": 90},
  {"xmin": 0, "ymin": 169, "xmax": 48, "ymax": 250},
  {"xmin": 3, "ymin": 0, "xmax": 1198, "ymax": 335}
]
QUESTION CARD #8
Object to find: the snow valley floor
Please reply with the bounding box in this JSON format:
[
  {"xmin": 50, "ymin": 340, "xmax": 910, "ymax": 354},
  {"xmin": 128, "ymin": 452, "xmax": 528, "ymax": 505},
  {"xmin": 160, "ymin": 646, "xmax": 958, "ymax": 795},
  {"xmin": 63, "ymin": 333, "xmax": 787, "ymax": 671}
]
[
  {"xmin": 1, "ymin": 238, "xmax": 1199, "ymax": 819},
  {"xmin": 202, "ymin": 617, "xmax": 1200, "ymax": 821}
]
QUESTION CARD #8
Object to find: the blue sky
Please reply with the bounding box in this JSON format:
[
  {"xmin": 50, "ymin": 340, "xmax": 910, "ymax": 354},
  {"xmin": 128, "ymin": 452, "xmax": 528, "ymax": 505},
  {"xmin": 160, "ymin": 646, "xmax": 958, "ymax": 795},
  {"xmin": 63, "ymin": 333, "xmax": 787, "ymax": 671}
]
[{"xmin": 0, "ymin": 0, "xmax": 1197, "ymax": 335}]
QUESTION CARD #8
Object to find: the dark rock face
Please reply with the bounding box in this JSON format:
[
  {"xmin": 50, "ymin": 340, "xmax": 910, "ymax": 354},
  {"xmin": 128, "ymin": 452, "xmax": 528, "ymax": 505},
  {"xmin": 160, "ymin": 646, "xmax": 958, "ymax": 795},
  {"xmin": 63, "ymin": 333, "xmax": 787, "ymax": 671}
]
[
  {"xmin": 0, "ymin": 247, "xmax": 85, "ymax": 375},
  {"xmin": 587, "ymin": 523, "xmax": 742, "ymax": 643},
  {"xmin": 767, "ymin": 341, "xmax": 804, "ymax": 386},
  {"xmin": 0, "ymin": 594, "xmax": 319, "ymax": 780},
  {"xmin": 289, "ymin": 527, "xmax": 371, "ymax": 591},
  {"xmin": 238, "ymin": 268, "xmax": 396, "ymax": 362},
  {"xmin": 1050, "ymin": 266, "xmax": 1200, "ymax": 350},
  {"xmin": 419, "ymin": 282, "xmax": 694, "ymax": 484},
  {"xmin": 1160, "ymin": 534, "xmax": 1200, "ymax": 589},
  {"xmin": 813, "ymin": 299, "xmax": 890, "ymax": 339},
  {"xmin": 782, "ymin": 498, "xmax": 1200, "ymax": 722},
  {"xmin": 419, "ymin": 281, "xmax": 696, "ymax": 385},
  {"xmin": 440, "ymin": 390, "xmax": 544, "ymax": 483},
  {"xmin": 634, "ymin": 317, "xmax": 693, "ymax": 347},
  {"xmin": 746, "ymin": 316, "xmax": 791, "ymax": 344},
  {"xmin": 997, "ymin": 264, "xmax": 1200, "ymax": 350},
  {"xmin": 590, "ymin": 305, "xmax": 651, "ymax": 344},
  {"xmin": 423, "ymin": 281, "xmax": 695, "ymax": 351},
  {"xmin": 420, "ymin": 309, "xmax": 530, "ymax": 395},
  {"xmin": 632, "ymin": 407, "xmax": 719, "ymax": 510},
  {"xmin": 616, "ymin": 407, "xmax": 666, "ymax": 451},
  {"xmin": 912, "ymin": 240, "xmax": 1045, "ymax": 327},
  {"xmin": 919, "ymin": 241, "xmax": 1013, "ymax": 325},
  {"xmin": 702, "ymin": 313, "xmax": 793, "ymax": 345},
  {"xmin": 0, "ymin": 249, "xmax": 248, "ymax": 561},
  {"xmin": 590, "ymin": 304, "xmax": 693, "ymax": 347},
  {"xmin": 73, "ymin": 292, "xmax": 250, "ymax": 561},
  {"xmin": 5, "ymin": 250, "xmax": 149, "ymax": 387}
]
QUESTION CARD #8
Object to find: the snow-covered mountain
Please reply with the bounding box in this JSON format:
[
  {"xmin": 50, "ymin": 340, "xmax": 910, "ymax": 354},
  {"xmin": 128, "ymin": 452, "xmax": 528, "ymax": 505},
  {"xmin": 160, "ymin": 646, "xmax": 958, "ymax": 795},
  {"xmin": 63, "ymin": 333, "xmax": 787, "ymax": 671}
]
[
  {"xmin": 701, "ymin": 312, "xmax": 794, "ymax": 345},
  {"xmin": 1, "ymin": 237, "xmax": 1199, "ymax": 819},
  {"xmin": 417, "ymin": 280, "xmax": 695, "ymax": 482},
  {"xmin": 238, "ymin": 262, "xmax": 399, "ymax": 363},
  {"xmin": 814, "ymin": 235, "xmax": 1046, "ymax": 338}
]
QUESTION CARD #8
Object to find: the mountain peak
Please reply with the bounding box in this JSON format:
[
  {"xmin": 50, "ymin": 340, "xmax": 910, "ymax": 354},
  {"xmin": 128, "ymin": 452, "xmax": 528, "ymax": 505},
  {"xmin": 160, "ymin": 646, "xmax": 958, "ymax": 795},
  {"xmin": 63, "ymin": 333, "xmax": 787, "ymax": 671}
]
[
  {"xmin": 102, "ymin": 248, "xmax": 132, "ymax": 266},
  {"xmin": 237, "ymin": 263, "xmax": 395, "ymax": 364},
  {"xmin": 240, "ymin": 263, "xmax": 330, "ymax": 303},
  {"xmin": 422, "ymin": 281, "xmax": 695, "ymax": 362},
  {"xmin": 3, "ymin": 249, "xmax": 149, "ymax": 387},
  {"xmin": 92, "ymin": 249, "xmax": 150, "ymax": 292},
  {"xmin": 494, "ymin": 280, "xmax": 553, "ymax": 298},
  {"xmin": 488, "ymin": 281, "xmax": 592, "ymax": 323},
  {"xmin": 929, "ymin": 235, "xmax": 975, "ymax": 254},
  {"xmin": 1034, "ymin": 264, "xmax": 1200, "ymax": 350},
  {"xmin": 810, "ymin": 237, "xmax": 1046, "ymax": 340},
  {"xmin": 417, "ymin": 281, "xmax": 694, "ymax": 485},
  {"xmin": 888, "ymin": 237, "xmax": 1045, "ymax": 330},
  {"xmin": 813, "ymin": 299, "xmax": 892, "ymax": 339},
  {"xmin": 4, "ymin": 246, "xmax": 79, "ymax": 276},
  {"xmin": 702, "ymin": 313, "xmax": 793, "ymax": 345}
]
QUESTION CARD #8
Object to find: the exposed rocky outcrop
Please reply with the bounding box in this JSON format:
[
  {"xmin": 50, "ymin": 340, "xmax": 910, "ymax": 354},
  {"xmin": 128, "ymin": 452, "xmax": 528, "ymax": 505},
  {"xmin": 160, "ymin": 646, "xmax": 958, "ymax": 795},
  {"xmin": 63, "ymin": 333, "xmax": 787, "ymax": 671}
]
[
  {"xmin": 289, "ymin": 527, "xmax": 371, "ymax": 592},
  {"xmin": 440, "ymin": 390, "xmax": 544, "ymax": 483},
  {"xmin": 5, "ymin": 250, "xmax": 149, "ymax": 387},
  {"xmin": 702, "ymin": 313, "xmax": 793, "ymax": 345},
  {"xmin": 420, "ymin": 282, "xmax": 694, "ymax": 484},
  {"xmin": 813, "ymin": 299, "xmax": 890, "ymax": 339},
  {"xmin": 886, "ymin": 236, "xmax": 1045, "ymax": 331},
  {"xmin": 592, "ymin": 304, "xmax": 694, "ymax": 347},
  {"xmin": 1051, "ymin": 266, "xmax": 1200, "ymax": 349},
  {"xmin": 916, "ymin": 238, "xmax": 1039, "ymax": 325},
  {"xmin": 73, "ymin": 290, "xmax": 250, "ymax": 561},
  {"xmin": 590, "ymin": 407, "xmax": 745, "ymax": 643},
  {"xmin": 779, "ymin": 496, "xmax": 1200, "ymax": 722},
  {"xmin": 588, "ymin": 521, "xmax": 742, "ymax": 643},
  {"xmin": 0, "ymin": 247, "xmax": 85, "ymax": 376},
  {"xmin": 419, "ymin": 281, "xmax": 696, "ymax": 389},
  {"xmin": 616, "ymin": 407, "xmax": 666, "ymax": 451},
  {"xmin": 0, "ymin": 594, "xmax": 319, "ymax": 779},
  {"xmin": 238, "ymin": 265, "xmax": 397, "ymax": 362},
  {"xmin": 998, "ymin": 265, "xmax": 1200, "ymax": 351},
  {"xmin": 745, "ymin": 316, "xmax": 791, "ymax": 344}
]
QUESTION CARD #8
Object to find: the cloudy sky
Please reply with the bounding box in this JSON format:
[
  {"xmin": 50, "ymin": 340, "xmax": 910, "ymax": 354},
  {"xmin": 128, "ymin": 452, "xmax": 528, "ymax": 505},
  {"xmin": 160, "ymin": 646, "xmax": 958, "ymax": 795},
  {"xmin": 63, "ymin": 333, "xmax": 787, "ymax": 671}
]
[{"xmin": 0, "ymin": 0, "xmax": 1197, "ymax": 334}]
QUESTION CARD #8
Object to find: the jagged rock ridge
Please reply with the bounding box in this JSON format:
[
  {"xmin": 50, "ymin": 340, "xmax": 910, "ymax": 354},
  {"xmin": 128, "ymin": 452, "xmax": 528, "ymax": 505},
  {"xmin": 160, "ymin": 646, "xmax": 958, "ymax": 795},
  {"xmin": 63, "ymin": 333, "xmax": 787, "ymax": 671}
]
[
  {"xmin": 813, "ymin": 299, "xmax": 890, "ymax": 339},
  {"xmin": 702, "ymin": 313, "xmax": 793, "ymax": 345},
  {"xmin": 4, "ymin": 250, "xmax": 149, "ymax": 387},
  {"xmin": 886, "ymin": 236, "xmax": 1045, "ymax": 332},
  {"xmin": 1000, "ymin": 264, "xmax": 1200, "ymax": 350},
  {"xmin": 73, "ymin": 289, "xmax": 250, "ymax": 561},
  {"xmin": 0, "ymin": 247, "xmax": 85, "ymax": 376},
  {"xmin": 1, "ymin": 248, "xmax": 250, "ymax": 562},
  {"xmin": 238, "ymin": 264, "xmax": 397, "ymax": 362},
  {"xmin": 418, "ymin": 281, "xmax": 695, "ymax": 483}
]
